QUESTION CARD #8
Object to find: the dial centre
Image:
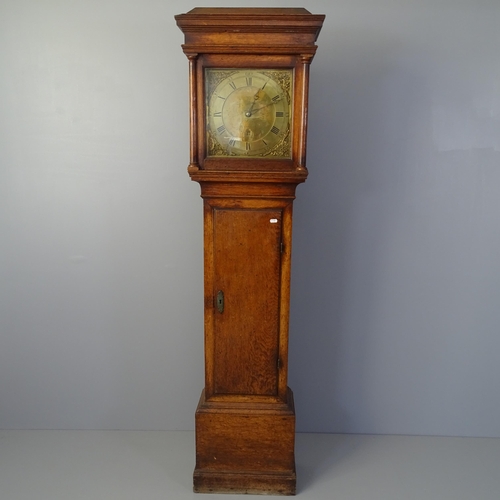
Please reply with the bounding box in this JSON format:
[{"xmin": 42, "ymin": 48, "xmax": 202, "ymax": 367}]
[{"xmin": 223, "ymin": 86, "xmax": 274, "ymax": 142}]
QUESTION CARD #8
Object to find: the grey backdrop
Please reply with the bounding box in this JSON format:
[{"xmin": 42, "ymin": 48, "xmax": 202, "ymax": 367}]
[{"xmin": 1, "ymin": 0, "xmax": 499, "ymax": 436}]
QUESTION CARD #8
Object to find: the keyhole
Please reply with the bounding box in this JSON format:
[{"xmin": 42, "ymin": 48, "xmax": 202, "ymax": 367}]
[{"xmin": 216, "ymin": 290, "xmax": 224, "ymax": 313}]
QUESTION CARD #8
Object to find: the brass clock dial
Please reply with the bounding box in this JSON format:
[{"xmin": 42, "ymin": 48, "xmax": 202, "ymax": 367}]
[{"xmin": 206, "ymin": 69, "xmax": 293, "ymax": 158}]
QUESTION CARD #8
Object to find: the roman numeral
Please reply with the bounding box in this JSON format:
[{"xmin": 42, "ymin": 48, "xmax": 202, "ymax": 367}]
[
  {"xmin": 213, "ymin": 112, "xmax": 222, "ymax": 117},
  {"xmin": 217, "ymin": 94, "xmax": 226, "ymax": 100},
  {"xmin": 245, "ymin": 142, "xmax": 251, "ymax": 151},
  {"xmin": 272, "ymin": 95, "xmax": 281, "ymax": 102},
  {"xmin": 246, "ymin": 76, "xmax": 252, "ymax": 86},
  {"xmin": 228, "ymin": 138, "xmax": 236, "ymax": 147},
  {"xmin": 276, "ymin": 111, "xmax": 284, "ymax": 117},
  {"xmin": 217, "ymin": 125, "xmax": 226, "ymax": 134},
  {"xmin": 229, "ymin": 80, "xmax": 236, "ymax": 90},
  {"xmin": 271, "ymin": 126, "xmax": 280, "ymax": 135}
]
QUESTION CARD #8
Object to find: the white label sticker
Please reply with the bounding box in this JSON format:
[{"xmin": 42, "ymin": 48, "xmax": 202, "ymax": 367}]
[{"xmin": 270, "ymin": 219, "xmax": 278, "ymax": 223}]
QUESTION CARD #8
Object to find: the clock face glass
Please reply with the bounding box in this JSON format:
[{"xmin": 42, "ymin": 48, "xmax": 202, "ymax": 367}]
[{"xmin": 206, "ymin": 68, "xmax": 293, "ymax": 158}]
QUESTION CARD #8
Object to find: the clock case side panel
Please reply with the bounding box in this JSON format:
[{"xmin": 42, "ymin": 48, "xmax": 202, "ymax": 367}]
[
  {"xmin": 202, "ymin": 196, "xmax": 294, "ymax": 406},
  {"xmin": 194, "ymin": 54, "xmax": 311, "ymax": 173}
]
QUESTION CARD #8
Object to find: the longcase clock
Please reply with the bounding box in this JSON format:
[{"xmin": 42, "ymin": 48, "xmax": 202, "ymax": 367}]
[{"xmin": 175, "ymin": 8, "xmax": 324, "ymax": 495}]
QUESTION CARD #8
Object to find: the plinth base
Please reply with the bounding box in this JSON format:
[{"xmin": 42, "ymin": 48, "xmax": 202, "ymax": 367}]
[
  {"xmin": 193, "ymin": 389, "xmax": 296, "ymax": 495},
  {"xmin": 194, "ymin": 470, "xmax": 296, "ymax": 495}
]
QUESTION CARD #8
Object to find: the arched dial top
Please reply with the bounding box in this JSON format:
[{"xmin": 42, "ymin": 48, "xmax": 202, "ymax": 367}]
[{"xmin": 206, "ymin": 69, "xmax": 293, "ymax": 158}]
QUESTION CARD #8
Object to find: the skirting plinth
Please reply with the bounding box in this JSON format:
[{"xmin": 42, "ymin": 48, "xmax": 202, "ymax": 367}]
[{"xmin": 193, "ymin": 389, "xmax": 296, "ymax": 495}]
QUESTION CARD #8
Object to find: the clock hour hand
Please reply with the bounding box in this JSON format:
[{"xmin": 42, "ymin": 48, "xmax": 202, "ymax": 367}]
[{"xmin": 245, "ymin": 90, "xmax": 262, "ymax": 117}]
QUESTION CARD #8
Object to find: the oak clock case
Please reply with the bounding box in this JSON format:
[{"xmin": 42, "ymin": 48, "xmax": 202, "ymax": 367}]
[{"xmin": 176, "ymin": 7, "xmax": 324, "ymax": 496}]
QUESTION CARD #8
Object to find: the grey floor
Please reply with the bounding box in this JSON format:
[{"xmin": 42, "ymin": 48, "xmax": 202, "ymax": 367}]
[{"xmin": 1, "ymin": 431, "xmax": 499, "ymax": 499}]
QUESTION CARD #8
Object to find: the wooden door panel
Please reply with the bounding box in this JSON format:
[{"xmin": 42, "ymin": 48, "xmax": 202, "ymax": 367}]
[{"xmin": 213, "ymin": 208, "xmax": 282, "ymax": 396}]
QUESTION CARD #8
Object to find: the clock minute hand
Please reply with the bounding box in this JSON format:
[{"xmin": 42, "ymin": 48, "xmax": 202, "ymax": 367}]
[{"xmin": 251, "ymin": 100, "xmax": 280, "ymax": 114}]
